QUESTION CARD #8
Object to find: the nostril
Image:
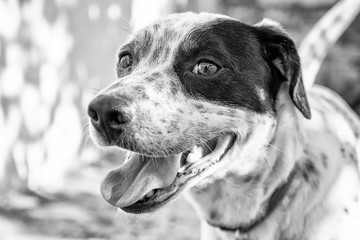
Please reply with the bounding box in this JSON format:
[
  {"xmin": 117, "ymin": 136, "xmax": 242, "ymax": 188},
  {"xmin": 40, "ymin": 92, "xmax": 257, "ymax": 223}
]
[
  {"xmin": 108, "ymin": 110, "xmax": 127, "ymax": 128},
  {"xmin": 88, "ymin": 107, "xmax": 99, "ymax": 122},
  {"xmin": 88, "ymin": 95, "xmax": 134, "ymax": 134}
]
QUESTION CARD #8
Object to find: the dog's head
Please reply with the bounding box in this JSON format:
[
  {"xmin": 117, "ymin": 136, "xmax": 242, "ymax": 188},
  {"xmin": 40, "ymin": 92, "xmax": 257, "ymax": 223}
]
[{"xmin": 87, "ymin": 12, "xmax": 310, "ymax": 214}]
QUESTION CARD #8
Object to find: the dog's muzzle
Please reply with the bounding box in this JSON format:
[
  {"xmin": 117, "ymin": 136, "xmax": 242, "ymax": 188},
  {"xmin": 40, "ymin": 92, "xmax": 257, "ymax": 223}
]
[
  {"xmin": 87, "ymin": 94, "xmax": 135, "ymax": 145},
  {"xmin": 98, "ymin": 134, "xmax": 236, "ymax": 214}
]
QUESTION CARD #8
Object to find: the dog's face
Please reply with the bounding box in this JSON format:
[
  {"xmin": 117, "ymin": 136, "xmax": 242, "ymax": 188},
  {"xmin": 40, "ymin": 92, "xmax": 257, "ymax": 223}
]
[{"xmin": 88, "ymin": 12, "xmax": 310, "ymax": 214}]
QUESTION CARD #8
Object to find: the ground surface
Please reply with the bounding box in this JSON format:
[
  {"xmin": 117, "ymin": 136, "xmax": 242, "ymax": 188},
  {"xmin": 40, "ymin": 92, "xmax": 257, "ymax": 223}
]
[{"xmin": 0, "ymin": 160, "xmax": 200, "ymax": 240}]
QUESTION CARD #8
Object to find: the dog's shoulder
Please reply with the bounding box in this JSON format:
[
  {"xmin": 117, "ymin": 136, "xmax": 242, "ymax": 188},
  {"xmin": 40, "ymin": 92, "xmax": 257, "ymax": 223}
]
[
  {"xmin": 299, "ymin": 85, "xmax": 360, "ymax": 192},
  {"xmin": 295, "ymin": 85, "xmax": 360, "ymax": 240},
  {"xmin": 305, "ymin": 85, "xmax": 360, "ymax": 146}
]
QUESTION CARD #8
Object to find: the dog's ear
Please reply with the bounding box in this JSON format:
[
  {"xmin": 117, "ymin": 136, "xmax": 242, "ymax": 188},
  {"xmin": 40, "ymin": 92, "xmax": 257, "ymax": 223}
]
[{"xmin": 254, "ymin": 19, "xmax": 311, "ymax": 119}]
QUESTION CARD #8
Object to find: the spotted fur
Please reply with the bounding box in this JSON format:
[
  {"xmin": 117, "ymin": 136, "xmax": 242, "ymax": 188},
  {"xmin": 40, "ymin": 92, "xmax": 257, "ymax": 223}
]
[{"xmin": 88, "ymin": 12, "xmax": 360, "ymax": 240}]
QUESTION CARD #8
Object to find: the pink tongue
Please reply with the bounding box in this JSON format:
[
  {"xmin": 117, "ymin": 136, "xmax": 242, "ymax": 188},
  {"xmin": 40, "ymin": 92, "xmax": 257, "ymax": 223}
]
[{"xmin": 100, "ymin": 154, "xmax": 181, "ymax": 208}]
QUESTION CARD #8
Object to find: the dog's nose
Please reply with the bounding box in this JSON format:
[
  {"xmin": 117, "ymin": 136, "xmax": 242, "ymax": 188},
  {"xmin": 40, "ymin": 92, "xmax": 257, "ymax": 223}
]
[{"xmin": 87, "ymin": 94, "xmax": 134, "ymax": 142}]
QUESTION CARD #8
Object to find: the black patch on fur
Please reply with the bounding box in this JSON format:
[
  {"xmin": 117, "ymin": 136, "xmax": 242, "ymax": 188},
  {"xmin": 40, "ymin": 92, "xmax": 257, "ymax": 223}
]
[
  {"xmin": 169, "ymin": 81, "xmax": 179, "ymax": 95},
  {"xmin": 349, "ymin": 152, "xmax": 357, "ymax": 163},
  {"xmin": 344, "ymin": 208, "xmax": 349, "ymax": 214},
  {"xmin": 243, "ymin": 176, "xmax": 253, "ymax": 183},
  {"xmin": 301, "ymin": 170, "xmax": 309, "ymax": 182},
  {"xmin": 217, "ymin": 110, "xmax": 227, "ymax": 116},
  {"xmin": 177, "ymin": 108, "xmax": 184, "ymax": 114},
  {"xmin": 243, "ymin": 174, "xmax": 261, "ymax": 184},
  {"xmin": 154, "ymin": 81, "xmax": 165, "ymax": 93},
  {"xmin": 321, "ymin": 153, "xmax": 328, "ymax": 168},
  {"xmin": 300, "ymin": 159, "xmax": 320, "ymax": 188},
  {"xmin": 137, "ymin": 29, "xmax": 154, "ymax": 59},
  {"xmin": 320, "ymin": 29, "xmax": 328, "ymax": 41},
  {"xmin": 146, "ymin": 76, "xmax": 156, "ymax": 82},
  {"xmin": 173, "ymin": 18, "xmax": 311, "ymax": 118},
  {"xmin": 340, "ymin": 147, "xmax": 346, "ymax": 158},
  {"xmin": 147, "ymin": 27, "xmax": 177, "ymax": 65},
  {"xmin": 134, "ymin": 85, "xmax": 145, "ymax": 93},
  {"xmin": 138, "ymin": 92, "xmax": 149, "ymax": 100},
  {"xmin": 150, "ymin": 43, "xmax": 164, "ymax": 64},
  {"xmin": 173, "ymin": 20, "xmax": 274, "ymax": 114},
  {"xmin": 152, "ymin": 72, "xmax": 161, "ymax": 78},
  {"xmin": 209, "ymin": 210, "xmax": 218, "ymax": 220},
  {"xmin": 194, "ymin": 103, "xmax": 204, "ymax": 109},
  {"xmin": 304, "ymin": 160, "xmax": 318, "ymax": 175},
  {"xmin": 133, "ymin": 85, "xmax": 149, "ymax": 100}
]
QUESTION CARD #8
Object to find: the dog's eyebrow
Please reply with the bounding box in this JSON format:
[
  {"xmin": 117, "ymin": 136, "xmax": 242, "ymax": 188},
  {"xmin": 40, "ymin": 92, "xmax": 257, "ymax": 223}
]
[
  {"xmin": 177, "ymin": 26, "xmax": 234, "ymax": 67},
  {"xmin": 117, "ymin": 44, "xmax": 133, "ymax": 55},
  {"xmin": 117, "ymin": 29, "xmax": 155, "ymax": 59},
  {"xmin": 181, "ymin": 44, "xmax": 231, "ymax": 65},
  {"xmin": 133, "ymin": 29, "xmax": 154, "ymax": 52}
]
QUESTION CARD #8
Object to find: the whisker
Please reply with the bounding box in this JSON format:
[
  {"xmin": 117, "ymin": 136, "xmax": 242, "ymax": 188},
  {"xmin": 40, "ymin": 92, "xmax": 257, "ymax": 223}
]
[
  {"xmin": 190, "ymin": 187, "xmax": 206, "ymax": 194},
  {"xmin": 118, "ymin": 26, "xmax": 134, "ymax": 35},
  {"xmin": 263, "ymin": 155, "xmax": 273, "ymax": 172},
  {"xmin": 268, "ymin": 143, "xmax": 284, "ymax": 153},
  {"xmin": 120, "ymin": 15, "xmax": 134, "ymax": 32},
  {"xmin": 185, "ymin": 133, "xmax": 214, "ymax": 153},
  {"xmin": 81, "ymin": 125, "xmax": 91, "ymax": 146},
  {"xmin": 85, "ymin": 88, "xmax": 100, "ymax": 94}
]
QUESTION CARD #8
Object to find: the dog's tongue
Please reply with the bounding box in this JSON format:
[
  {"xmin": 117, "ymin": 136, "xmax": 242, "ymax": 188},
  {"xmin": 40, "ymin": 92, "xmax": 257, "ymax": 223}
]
[{"xmin": 100, "ymin": 154, "xmax": 181, "ymax": 208}]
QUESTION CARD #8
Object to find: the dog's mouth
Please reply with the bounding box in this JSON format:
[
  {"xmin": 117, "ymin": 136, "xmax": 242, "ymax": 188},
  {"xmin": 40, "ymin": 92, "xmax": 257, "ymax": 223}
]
[{"xmin": 100, "ymin": 133, "xmax": 236, "ymax": 214}]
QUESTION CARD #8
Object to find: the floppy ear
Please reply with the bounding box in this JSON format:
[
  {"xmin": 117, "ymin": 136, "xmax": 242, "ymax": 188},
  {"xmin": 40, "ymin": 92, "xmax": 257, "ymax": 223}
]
[{"xmin": 254, "ymin": 19, "xmax": 311, "ymax": 119}]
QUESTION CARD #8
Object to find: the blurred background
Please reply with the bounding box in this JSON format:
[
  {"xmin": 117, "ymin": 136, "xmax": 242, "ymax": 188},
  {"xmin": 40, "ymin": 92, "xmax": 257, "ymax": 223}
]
[{"xmin": 0, "ymin": 0, "xmax": 359, "ymax": 239}]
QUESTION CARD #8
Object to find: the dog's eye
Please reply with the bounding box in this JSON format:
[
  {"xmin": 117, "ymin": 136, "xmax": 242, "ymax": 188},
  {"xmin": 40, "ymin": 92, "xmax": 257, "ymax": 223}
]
[
  {"xmin": 119, "ymin": 54, "xmax": 133, "ymax": 68},
  {"xmin": 192, "ymin": 61, "xmax": 219, "ymax": 76}
]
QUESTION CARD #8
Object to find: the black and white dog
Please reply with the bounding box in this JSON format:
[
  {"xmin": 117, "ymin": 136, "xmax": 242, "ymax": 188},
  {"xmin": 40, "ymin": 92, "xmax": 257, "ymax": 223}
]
[{"xmin": 88, "ymin": 12, "xmax": 360, "ymax": 240}]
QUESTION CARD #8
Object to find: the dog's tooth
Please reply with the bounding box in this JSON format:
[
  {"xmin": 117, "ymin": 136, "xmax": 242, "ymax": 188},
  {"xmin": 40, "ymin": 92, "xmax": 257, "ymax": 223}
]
[
  {"xmin": 187, "ymin": 145, "xmax": 205, "ymax": 163},
  {"xmin": 145, "ymin": 190, "xmax": 155, "ymax": 198},
  {"xmin": 186, "ymin": 154, "xmax": 197, "ymax": 163}
]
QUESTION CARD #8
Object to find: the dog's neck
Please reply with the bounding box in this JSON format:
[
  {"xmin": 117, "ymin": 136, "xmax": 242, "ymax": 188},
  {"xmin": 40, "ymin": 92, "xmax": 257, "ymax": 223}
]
[{"xmin": 185, "ymin": 86, "xmax": 305, "ymax": 238}]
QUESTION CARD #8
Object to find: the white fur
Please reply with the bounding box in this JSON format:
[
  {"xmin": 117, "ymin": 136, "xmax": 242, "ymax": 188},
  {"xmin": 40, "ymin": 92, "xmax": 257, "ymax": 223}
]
[{"xmin": 89, "ymin": 13, "xmax": 360, "ymax": 240}]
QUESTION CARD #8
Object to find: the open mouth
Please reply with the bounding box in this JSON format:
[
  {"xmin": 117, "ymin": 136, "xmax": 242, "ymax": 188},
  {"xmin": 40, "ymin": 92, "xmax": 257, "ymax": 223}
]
[{"xmin": 100, "ymin": 133, "xmax": 236, "ymax": 214}]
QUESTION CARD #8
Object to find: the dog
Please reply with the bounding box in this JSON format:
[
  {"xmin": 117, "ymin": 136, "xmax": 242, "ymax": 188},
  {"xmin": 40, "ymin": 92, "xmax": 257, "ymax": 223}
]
[{"xmin": 87, "ymin": 12, "xmax": 360, "ymax": 240}]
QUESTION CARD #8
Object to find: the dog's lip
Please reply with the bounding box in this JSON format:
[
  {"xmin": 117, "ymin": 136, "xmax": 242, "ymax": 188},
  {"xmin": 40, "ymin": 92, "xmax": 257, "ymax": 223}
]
[{"xmin": 119, "ymin": 134, "xmax": 236, "ymax": 214}]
